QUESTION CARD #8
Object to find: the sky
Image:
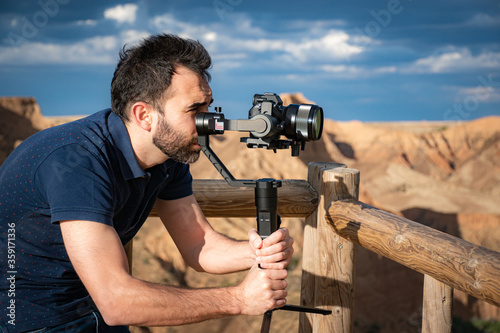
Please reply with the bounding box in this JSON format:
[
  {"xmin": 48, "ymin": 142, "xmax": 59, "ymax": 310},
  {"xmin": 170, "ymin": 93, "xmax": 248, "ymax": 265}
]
[{"xmin": 0, "ymin": 0, "xmax": 499, "ymax": 122}]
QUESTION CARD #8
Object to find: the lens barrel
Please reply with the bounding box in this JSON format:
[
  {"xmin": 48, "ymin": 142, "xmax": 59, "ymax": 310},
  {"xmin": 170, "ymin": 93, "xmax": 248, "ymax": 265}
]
[{"xmin": 283, "ymin": 104, "xmax": 323, "ymax": 141}]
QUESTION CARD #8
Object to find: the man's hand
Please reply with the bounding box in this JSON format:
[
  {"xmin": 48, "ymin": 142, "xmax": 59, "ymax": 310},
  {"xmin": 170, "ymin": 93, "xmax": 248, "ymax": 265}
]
[
  {"xmin": 248, "ymin": 228, "xmax": 294, "ymax": 269},
  {"xmin": 235, "ymin": 265, "xmax": 288, "ymax": 315}
]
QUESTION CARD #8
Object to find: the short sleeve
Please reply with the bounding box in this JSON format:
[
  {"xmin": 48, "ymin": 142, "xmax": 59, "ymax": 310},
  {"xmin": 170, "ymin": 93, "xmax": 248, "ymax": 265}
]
[
  {"xmin": 157, "ymin": 163, "xmax": 193, "ymax": 200},
  {"xmin": 35, "ymin": 144, "xmax": 115, "ymax": 225}
]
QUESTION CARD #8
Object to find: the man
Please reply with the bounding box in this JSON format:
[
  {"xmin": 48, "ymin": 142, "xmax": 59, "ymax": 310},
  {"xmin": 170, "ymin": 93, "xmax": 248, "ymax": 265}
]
[{"xmin": 0, "ymin": 34, "xmax": 293, "ymax": 332}]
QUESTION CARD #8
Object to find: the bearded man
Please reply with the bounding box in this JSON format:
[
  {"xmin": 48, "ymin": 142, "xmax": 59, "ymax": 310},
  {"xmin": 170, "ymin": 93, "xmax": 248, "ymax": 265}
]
[{"xmin": 0, "ymin": 34, "xmax": 293, "ymax": 332}]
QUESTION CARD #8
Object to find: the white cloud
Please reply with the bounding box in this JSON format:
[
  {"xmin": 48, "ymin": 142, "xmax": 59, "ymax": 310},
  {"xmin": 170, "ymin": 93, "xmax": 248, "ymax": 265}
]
[
  {"xmin": 0, "ymin": 12, "xmax": 365, "ymax": 71},
  {"xmin": 0, "ymin": 36, "xmax": 118, "ymax": 65},
  {"xmin": 211, "ymin": 31, "xmax": 363, "ymax": 71},
  {"xmin": 405, "ymin": 47, "xmax": 500, "ymax": 73},
  {"xmin": 321, "ymin": 64, "xmax": 397, "ymax": 78},
  {"xmin": 152, "ymin": 13, "xmax": 203, "ymax": 38},
  {"xmin": 282, "ymin": 30, "xmax": 363, "ymax": 62},
  {"xmin": 321, "ymin": 65, "xmax": 364, "ymax": 79},
  {"xmin": 121, "ymin": 30, "xmax": 151, "ymax": 46},
  {"xmin": 104, "ymin": 4, "xmax": 138, "ymax": 24},
  {"xmin": 0, "ymin": 30, "xmax": 151, "ymax": 66},
  {"xmin": 76, "ymin": 19, "xmax": 98, "ymax": 26},
  {"xmin": 204, "ymin": 32, "xmax": 217, "ymax": 42},
  {"xmin": 456, "ymin": 86, "xmax": 500, "ymax": 103},
  {"xmin": 466, "ymin": 14, "xmax": 500, "ymax": 27},
  {"xmin": 151, "ymin": 13, "xmax": 364, "ymax": 70}
]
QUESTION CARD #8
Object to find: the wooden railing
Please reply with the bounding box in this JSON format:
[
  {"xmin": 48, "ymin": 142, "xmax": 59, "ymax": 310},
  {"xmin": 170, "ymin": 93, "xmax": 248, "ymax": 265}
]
[
  {"xmin": 298, "ymin": 162, "xmax": 500, "ymax": 333},
  {"xmin": 131, "ymin": 161, "xmax": 500, "ymax": 332}
]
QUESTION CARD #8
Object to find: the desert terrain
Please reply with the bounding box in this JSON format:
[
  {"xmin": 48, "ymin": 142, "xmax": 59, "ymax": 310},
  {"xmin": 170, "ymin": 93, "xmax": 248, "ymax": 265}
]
[{"xmin": 1, "ymin": 96, "xmax": 499, "ymax": 332}]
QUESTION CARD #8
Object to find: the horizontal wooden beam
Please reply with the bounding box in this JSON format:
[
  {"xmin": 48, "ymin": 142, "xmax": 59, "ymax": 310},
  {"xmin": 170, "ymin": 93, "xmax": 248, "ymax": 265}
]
[
  {"xmin": 150, "ymin": 179, "xmax": 319, "ymax": 218},
  {"xmin": 327, "ymin": 199, "xmax": 500, "ymax": 308}
]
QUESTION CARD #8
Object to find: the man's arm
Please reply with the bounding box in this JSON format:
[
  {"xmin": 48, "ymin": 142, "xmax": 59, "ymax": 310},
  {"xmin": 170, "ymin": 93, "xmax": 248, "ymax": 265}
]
[
  {"xmin": 60, "ymin": 219, "xmax": 288, "ymax": 326},
  {"xmin": 155, "ymin": 195, "xmax": 294, "ymax": 274}
]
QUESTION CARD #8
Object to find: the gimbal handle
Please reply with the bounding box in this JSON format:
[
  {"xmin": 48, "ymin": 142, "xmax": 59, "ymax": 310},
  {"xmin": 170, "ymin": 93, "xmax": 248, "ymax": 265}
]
[{"xmin": 255, "ymin": 179, "xmax": 281, "ymax": 239}]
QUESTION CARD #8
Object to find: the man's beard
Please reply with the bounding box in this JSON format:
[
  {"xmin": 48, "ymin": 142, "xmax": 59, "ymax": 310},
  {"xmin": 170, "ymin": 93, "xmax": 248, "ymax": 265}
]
[{"xmin": 152, "ymin": 114, "xmax": 201, "ymax": 164}]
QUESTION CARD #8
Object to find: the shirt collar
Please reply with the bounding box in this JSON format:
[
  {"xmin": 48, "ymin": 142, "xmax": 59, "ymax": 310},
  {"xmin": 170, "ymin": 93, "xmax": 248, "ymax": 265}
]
[{"xmin": 107, "ymin": 110, "xmax": 147, "ymax": 180}]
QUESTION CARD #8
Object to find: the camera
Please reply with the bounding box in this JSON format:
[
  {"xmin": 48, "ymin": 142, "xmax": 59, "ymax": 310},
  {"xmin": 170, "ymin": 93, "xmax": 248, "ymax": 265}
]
[{"xmin": 196, "ymin": 93, "xmax": 323, "ymax": 156}]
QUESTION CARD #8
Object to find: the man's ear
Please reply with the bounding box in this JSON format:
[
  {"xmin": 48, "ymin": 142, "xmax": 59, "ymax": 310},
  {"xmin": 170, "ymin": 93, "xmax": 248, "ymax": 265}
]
[{"xmin": 130, "ymin": 102, "xmax": 154, "ymax": 131}]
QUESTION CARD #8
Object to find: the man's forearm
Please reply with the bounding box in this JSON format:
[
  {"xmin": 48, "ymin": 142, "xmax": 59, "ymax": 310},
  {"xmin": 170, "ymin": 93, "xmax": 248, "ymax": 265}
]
[
  {"xmin": 60, "ymin": 219, "xmax": 287, "ymax": 327},
  {"xmin": 101, "ymin": 264, "xmax": 289, "ymax": 326},
  {"xmin": 157, "ymin": 196, "xmax": 257, "ymax": 274},
  {"xmin": 194, "ymin": 230, "xmax": 256, "ymax": 274},
  {"xmin": 103, "ymin": 276, "xmax": 241, "ymax": 326}
]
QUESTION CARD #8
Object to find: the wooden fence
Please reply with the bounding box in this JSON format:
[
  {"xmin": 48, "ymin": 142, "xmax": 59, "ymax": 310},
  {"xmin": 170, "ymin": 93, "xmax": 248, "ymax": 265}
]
[{"xmin": 131, "ymin": 161, "xmax": 500, "ymax": 332}]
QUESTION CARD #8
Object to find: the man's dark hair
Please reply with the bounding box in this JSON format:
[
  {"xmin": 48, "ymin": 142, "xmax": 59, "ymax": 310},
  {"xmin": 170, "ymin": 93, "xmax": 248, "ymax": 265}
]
[{"xmin": 111, "ymin": 33, "xmax": 212, "ymax": 121}]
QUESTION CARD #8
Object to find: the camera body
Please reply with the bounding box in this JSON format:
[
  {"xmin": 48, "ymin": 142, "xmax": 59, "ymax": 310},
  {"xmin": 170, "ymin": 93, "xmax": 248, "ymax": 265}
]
[
  {"xmin": 244, "ymin": 93, "xmax": 323, "ymax": 156},
  {"xmin": 196, "ymin": 92, "xmax": 323, "ymax": 156}
]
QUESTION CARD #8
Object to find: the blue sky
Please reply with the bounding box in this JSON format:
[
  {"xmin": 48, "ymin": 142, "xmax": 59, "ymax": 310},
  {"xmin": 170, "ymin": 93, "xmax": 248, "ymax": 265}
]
[{"xmin": 1, "ymin": 0, "xmax": 499, "ymax": 122}]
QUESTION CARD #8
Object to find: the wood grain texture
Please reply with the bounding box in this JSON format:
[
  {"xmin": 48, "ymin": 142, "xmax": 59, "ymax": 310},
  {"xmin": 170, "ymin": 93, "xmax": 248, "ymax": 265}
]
[
  {"xmin": 422, "ymin": 274, "xmax": 453, "ymax": 333},
  {"xmin": 299, "ymin": 162, "xmax": 359, "ymax": 333},
  {"xmin": 315, "ymin": 168, "xmax": 359, "ymax": 333},
  {"xmin": 327, "ymin": 199, "xmax": 500, "ymax": 308},
  {"xmin": 300, "ymin": 163, "xmax": 346, "ymax": 333},
  {"xmin": 149, "ymin": 179, "xmax": 319, "ymax": 218}
]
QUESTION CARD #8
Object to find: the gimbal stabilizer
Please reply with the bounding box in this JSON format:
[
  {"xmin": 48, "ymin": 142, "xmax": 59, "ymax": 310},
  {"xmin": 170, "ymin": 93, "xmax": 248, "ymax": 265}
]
[{"xmin": 195, "ymin": 94, "xmax": 331, "ymax": 332}]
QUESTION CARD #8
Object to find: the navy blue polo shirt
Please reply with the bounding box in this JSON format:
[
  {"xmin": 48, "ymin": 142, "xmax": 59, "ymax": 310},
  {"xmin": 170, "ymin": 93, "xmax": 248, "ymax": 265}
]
[{"xmin": 0, "ymin": 109, "xmax": 193, "ymax": 332}]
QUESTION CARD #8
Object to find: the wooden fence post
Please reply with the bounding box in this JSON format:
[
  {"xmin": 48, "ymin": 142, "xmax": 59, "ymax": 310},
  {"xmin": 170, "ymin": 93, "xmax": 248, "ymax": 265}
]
[
  {"xmin": 422, "ymin": 274, "xmax": 453, "ymax": 333},
  {"xmin": 299, "ymin": 163, "xmax": 359, "ymax": 333}
]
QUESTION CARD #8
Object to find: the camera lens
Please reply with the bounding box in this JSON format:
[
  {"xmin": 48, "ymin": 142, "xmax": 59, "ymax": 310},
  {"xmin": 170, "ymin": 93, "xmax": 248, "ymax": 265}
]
[{"xmin": 283, "ymin": 104, "xmax": 323, "ymax": 141}]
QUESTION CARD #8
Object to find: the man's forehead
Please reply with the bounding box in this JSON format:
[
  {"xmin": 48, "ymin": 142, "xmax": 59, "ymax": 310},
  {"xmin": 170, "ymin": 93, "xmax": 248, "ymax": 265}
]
[{"xmin": 166, "ymin": 67, "xmax": 212, "ymax": 102}]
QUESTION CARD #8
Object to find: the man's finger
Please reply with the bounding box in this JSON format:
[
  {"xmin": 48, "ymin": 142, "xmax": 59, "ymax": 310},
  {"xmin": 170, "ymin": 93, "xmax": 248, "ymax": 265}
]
[
  {"xmin": 248, "ymin": 228, "xmax": 263, "ymax": 250},
  {"xmin": 262, "ymin": 227, "xmax": 289, "ymax": 247}
]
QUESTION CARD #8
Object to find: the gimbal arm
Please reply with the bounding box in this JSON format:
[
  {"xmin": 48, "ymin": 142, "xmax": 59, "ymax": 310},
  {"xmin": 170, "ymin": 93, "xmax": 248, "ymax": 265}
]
[
  {"xmin": 198, "ymin": 134, "xmax": 281, "ymax": 240},
  {"xmin": 197, "ymin": 134, "xmax": 255, "ymax": 188}
]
